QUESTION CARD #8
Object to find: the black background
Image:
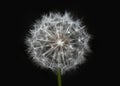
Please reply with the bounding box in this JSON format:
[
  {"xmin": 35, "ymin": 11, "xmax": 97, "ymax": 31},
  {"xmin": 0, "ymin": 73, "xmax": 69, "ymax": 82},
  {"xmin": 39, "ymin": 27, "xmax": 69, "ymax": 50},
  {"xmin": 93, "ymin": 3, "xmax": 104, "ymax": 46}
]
[{"xmin": 2, "ymin": 0, "xmax": 117, "ymax": 86}]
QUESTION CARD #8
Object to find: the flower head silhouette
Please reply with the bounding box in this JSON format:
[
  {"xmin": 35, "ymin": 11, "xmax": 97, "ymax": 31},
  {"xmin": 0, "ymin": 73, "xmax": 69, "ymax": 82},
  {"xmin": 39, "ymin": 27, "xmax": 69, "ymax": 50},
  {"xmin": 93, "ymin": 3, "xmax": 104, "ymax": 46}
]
[{"xmin": 25, "ymin": 12, "xmax": 91, "ymax": 74}]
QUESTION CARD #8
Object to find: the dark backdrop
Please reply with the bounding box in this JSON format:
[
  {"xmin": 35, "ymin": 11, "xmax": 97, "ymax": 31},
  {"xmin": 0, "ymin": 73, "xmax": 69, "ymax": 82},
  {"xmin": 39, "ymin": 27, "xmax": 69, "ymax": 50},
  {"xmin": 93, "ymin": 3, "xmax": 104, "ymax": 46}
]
[{"xmin": 3, "ymin": 0, "xmax": 116, "ymax": 86}]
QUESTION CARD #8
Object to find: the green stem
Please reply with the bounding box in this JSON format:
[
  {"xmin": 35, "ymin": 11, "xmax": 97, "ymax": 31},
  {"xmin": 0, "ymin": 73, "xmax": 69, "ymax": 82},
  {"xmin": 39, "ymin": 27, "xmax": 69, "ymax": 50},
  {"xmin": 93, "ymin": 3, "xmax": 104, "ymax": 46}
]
[{"xmin": 57, "ymin": 68, "xmax": 62, "ymax": 86}]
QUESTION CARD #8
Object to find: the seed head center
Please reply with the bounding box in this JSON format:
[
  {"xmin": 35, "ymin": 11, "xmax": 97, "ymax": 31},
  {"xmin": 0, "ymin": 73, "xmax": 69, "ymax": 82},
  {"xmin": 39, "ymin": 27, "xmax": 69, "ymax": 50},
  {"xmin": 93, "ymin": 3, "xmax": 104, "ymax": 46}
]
[{"xmin": 57, "ymin": 39, "xmax": 64, "ymax": 46}]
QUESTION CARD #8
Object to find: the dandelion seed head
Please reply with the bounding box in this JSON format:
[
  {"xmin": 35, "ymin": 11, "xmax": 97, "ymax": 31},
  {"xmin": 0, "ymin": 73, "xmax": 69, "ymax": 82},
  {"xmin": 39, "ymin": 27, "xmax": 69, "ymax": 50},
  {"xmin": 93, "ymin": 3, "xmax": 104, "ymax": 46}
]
[{"xmin": 25, "ymin": 12, "xmax": 91, "ymax": 74}]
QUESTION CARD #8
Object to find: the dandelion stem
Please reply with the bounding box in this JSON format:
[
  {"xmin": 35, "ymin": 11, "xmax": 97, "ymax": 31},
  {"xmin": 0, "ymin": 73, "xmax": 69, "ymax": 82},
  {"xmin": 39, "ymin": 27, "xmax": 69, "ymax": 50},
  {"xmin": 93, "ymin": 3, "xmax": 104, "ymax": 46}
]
[{"xmin": 57, "ymin": 68, "xmax": 62, "ymax": 86}]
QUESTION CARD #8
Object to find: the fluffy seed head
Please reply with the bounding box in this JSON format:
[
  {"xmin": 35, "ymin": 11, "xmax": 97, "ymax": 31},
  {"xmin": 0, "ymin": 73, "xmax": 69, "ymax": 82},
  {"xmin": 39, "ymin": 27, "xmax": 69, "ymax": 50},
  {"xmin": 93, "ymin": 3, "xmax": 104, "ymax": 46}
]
[{"xmin": 25, "ymin": 12, "xmax": 91, "ymax": 74}]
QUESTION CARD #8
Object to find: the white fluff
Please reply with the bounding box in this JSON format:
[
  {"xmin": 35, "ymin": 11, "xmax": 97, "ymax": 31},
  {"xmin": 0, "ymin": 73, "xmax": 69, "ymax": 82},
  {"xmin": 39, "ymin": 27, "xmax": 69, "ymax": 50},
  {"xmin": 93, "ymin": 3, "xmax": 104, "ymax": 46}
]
[{"xmin": 25, "ymin": 12, "xmax": 91, "ymax": 74}]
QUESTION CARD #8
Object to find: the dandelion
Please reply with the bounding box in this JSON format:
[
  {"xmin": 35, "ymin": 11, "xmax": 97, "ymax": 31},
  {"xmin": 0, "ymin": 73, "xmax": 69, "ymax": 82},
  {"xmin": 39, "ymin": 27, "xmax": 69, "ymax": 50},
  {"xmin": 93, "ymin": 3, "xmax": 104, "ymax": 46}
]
[{"xmin": 25, "ymin": 12, "xmax": 91, "ymax": 86}]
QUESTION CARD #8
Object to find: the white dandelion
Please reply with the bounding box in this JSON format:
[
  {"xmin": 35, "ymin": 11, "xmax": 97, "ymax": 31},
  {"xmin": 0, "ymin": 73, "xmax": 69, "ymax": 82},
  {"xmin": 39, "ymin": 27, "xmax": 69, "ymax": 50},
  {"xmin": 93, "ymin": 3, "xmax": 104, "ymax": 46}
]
[
  {"xmin": 25, "ymin": 12, "xmax": 91, "ymax": 86},
  {"xmin": 26, "ymin": 12, "xmax": 91, "ymax": 73}
]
